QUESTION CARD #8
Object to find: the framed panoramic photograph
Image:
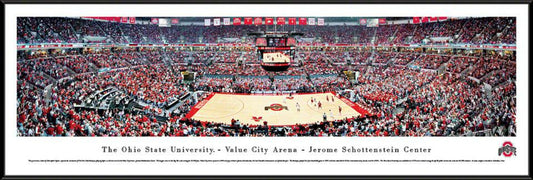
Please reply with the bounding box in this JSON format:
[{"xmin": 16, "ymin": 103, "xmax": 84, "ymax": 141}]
[{"xmin": 2, "ymin": 1, "xmax": 531, "ymax": 179}]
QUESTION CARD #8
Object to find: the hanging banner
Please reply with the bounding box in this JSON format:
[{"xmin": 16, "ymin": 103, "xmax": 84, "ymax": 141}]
[
  {"xmin": 438, "ymin": 17, "xmax": 448, "ymax": 21},
  {"xmin": 151, "ymin": 18, "xmax": 159, "ymax": 24},
  {"xmin": 254, "ymin": 17, "xmax": 263, "ymax": 25},
  {"xmin": 378, "ymin": 18, "xmax": 387, "ymax": 24},
  {"xmin": 171, "ymin": 18, "xmax": 179, "ymax": 24},
  {"xmin": 299, "ymin": 17, "xmax": 307, "ymax": 25},
  {"xmin": 129, "ymin": 17, "xmax": 136, "ymax": 24},
  {"xmin": 288, "ymin": 18, "xmax": 297, "ymax": 25},
  {"xmin": 233, "ymin": 18, "xmax": 242, "ymax": 25},
  {"xmin": 359, "ymin": 18, "xmax": 367, "ymax": 25},
  {"xmin": 223, "ymin": 18, "xmax": 230, "ymax": 25},
  {"xmin": 265, "ymin": 17, "xmax": 274, "ymax": 25},
  {"xmin": 244, "ymin": 17, "xmax": 253, "ymax": 25},
  {"xmin": 121, "ymin": 17, "xmax": 128, "ymax": 23},
  {"xmin": 413, "ymin": 17, "xmax": 421, "ymax": 24},
  {"xmin": 204, "ymin": 19, "xmax": 211, "ymax": 26},
  {"xmin": 213, "ymin": 18, "xmax": 221, "ymax": 26},
  {"xmin": 308, "ymin": 18, "xmax": 316, "ymax": 25},
  {"xmin": 317, "ymin": 18, "xmax": 324, "ymax": 26},
  {"xmin": 421, "ymin": 17, "xmax": 430, "ymax": 23},
  {"xmin": 277, "ymin": 17, "xmax": 285, "ymax": 25}
]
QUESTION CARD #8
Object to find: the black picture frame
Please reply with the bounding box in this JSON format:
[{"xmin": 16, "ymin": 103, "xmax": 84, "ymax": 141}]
[{"xmin": 2, "ymin": 0, "xmax": 531, "ymax": 179}]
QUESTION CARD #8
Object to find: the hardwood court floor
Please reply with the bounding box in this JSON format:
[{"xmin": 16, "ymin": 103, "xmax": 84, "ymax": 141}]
[{"xmin": 189, "ymin": 92, "xmax": 362, "ymax": 126}]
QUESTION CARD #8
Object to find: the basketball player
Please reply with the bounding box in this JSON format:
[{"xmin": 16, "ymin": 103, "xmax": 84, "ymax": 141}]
[
  {"xmin": 326, "ymin": 96, "xmax": 329, "ymax": 102},
  {"xmin": 318, "ymin": 101, "xmax": 322, "ymax": 109},
  {"xmin": 296, "ymin": 102, "xmax": 300, "ymax": 112},
  {"xmin": 338, "ymin": 106, "xmax": 342, "ymax": 115},
  {"xmin": 331, "ymin": 96, "xmax": 335, "ymax": 102}
]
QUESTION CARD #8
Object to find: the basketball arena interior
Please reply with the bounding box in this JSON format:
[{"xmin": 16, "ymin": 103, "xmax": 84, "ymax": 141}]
[{"xmin": 16, "ymin": 17, "xmax": 516, "ymax": 137}]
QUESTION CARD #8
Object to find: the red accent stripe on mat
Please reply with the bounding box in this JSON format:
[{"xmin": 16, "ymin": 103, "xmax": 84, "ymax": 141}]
[
  {"xmin": 185, "ymin": 92, "xmax": 216, "ymax": 119},
  {"xmin": 330, "ymin": 91, "xmax": 370, "ymax": 116}
]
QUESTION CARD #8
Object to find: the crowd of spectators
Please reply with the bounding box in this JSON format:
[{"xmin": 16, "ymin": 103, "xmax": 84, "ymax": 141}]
[
  {"xmin": 467, "ymin": 53, "xmax": 509, "ymax": 79},
  {"xmin": 374, "ymin": 25, "xmax": 396, "ymax": 44},
  {"xmin": 393, "ymin": 52, "xmax": 419, "ymax": 65},
  {"xmin": 16, "ymin": 17, "xmax": 517, "ymax": 137},
  {"xmin": 325, "ymin": 50, "xmax": 348, "ymax": 64},
  {"xmin": 372, "ymin": 52, "xmax": 395, "ymax": 64},
  {"xmin": 18, "ymin": 57, "xmax": 71, "ymax": 80},
  {"xmin": 70, "ymin": 18, "xmax": 107, "ymax": 37},
  {"xmin": 272, "ymin": 76, "xmax": 312, "ymax": 91},
  {"xmin": 211, "ymin": 51, "xmax": 241, "ymax": 64},
  {"xmin": 239, "ymin": 64, "xmax": 270, "ymax": 76},
  {"xmin": 310, "ymin": 75, "xmax": 352, "ymax": 92},
  {"xmin": 18, "ymin": 60, "xmax": 55, "ymax": 88},
  {"xmin": 138, "ymin": 48, "xmax": 164, "ymax": 64},
  {"xmin": 412, "ymin": 54, "xmax": 451, "ymax": 69},
  {"xmin": 242, "ymin": 51, "xmax": 260, "ymax": 64},
  {"xmin": 204, "ymin": 64, "xmax": 238, "ymax": 75},
  {"xmin": 55, "ymin": 55, "xmax": 93, "ymax": 74},
  {"xmin": 233, "ymin": 77, "xmax": 273, "ymax": 93},
  {"xmin": 112, "ymin": 65, "xmax": 188, "ymax": 108},
  {"xmin": 97, "ymin": 21, "xmax": 128, "ymax": 44},
  {"xmin": 17, "ymin": 17, "xmax": 516, "ymax": 45},
  {"xmin": 304, "ymin": 62, "xmax": 339, "ymax": 75},
  {"xmin": 193, "ymin": 76, "xmax": 234, "ymax": 92},
  {"xmin": 348, "ymin": 50, "xmax": 372, "ymax": 65},
  {"xmin": 85, "ymin": 50, "xmax": 131, "ymax": 69}
]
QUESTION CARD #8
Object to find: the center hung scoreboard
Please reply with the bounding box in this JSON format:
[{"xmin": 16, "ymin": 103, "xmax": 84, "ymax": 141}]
[{"xmin": 253, "ymin": 31, "xmax": 300, "ymax": 71}]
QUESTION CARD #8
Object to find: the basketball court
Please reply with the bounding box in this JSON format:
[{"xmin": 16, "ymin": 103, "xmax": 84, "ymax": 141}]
[{"xmin": 186, "ymin": 92, "xmax": 368, "ymax": 126}]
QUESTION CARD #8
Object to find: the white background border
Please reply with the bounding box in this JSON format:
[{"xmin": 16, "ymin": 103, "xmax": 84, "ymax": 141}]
[{"xmin": 4, "ymin": 4, "xmax": 529, "ymax": 176}]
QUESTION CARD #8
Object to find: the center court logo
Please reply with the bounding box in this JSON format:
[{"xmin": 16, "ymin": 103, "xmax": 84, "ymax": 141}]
[
  {"xmin": 498, "ymin": 141, "xmax": 516, "ymax": 157},
  {"xmin": 264, "ymin": 103, "xmax": 288, "ymax": 111}
]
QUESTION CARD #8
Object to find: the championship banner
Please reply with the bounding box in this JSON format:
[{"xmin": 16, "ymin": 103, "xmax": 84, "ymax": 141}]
[
  {"xmin": 438, "ymin": 17, "xmax": 448, "ymax": 21},
  {"xmin": 429, "ymin": 17, "xmax": 438, "ymax": 22},
  {"xmin": 233, "ymin": 18, "xmax": 242, "ymax": 25},
  {"xmin": 317, "ymin": 18, "xmax": 324, "ymax": 25},
  {"xmin": 223, "ymin": 18, "xmax": 230, "ymax": 25},
  {"xmin": 308, "ymin": 18, "xmax": 316, "ymax": 25},
  {"xmin": 129, "ymin": 17, "xmax": 136, "ymax": 24},
  {"xmin": 254, "ymin": 17, "xmax": 263, "ymax": 25},
  {"xmin": 359, "ymin": 18, "xmax": 367, "ymax": 25},
  {"xmin": 213, "ymin": 18, "xmax": 221, "ymax": 26},
  {"xmin": 151, "ymin": 18, "xmax": 159, "ymax": 24},
  {"xmin": 244, "ymin": 17, "xmax": 253, "ymax": 25},
  {"xmin": 412, "ymin": 17, "xmax": 421, "ymax": 24},
  {"xmin": 421, "ymin": 17, "xmax": 429, "ymax": 23},
  {"xmin": 288, "ymin": 18, "xmax": 297, "ymax": 25},
  {"xmin": 171, "ymin": 18, "xmax": 178, "ymax": 24},
  {"xmin": 121, "ymin": 17, "xmax": 128, "ymax": 23},
  {"xmin": 265, "ymin": 17, "xmax": 274, "ymax": 25},
  {"xmin": 379, "ymin": 18, "xmax": 387, "ymax": 24},
  {"xmin": 277, "ymin": 17, "xmax": 285, "ymax": 25},
  {"xmin": 204, "ymin": 19, "xmax": 211, "ymax": 26},
  {"xmin": 299, "ymin": 17, "xmax": 307, "ymax": 25}
]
